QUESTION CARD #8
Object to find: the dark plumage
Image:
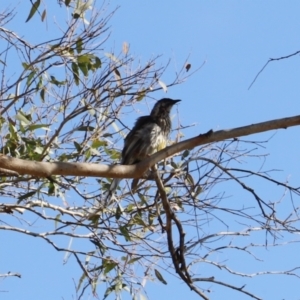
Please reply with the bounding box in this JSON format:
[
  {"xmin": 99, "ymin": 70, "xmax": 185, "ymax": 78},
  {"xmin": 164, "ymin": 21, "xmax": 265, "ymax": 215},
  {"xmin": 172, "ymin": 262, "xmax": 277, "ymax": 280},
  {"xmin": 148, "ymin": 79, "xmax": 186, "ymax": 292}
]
[{"xmin": 108, "ymin": 98, "xmax": 181, "ymax": 197}]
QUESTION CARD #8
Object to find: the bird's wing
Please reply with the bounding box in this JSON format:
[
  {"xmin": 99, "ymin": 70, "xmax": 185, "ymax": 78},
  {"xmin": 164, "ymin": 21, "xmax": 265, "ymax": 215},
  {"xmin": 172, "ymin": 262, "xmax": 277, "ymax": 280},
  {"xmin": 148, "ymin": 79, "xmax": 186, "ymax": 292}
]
[{"xmin": 122, "ymin": 116, "xmax": 161, "ymax": 165}]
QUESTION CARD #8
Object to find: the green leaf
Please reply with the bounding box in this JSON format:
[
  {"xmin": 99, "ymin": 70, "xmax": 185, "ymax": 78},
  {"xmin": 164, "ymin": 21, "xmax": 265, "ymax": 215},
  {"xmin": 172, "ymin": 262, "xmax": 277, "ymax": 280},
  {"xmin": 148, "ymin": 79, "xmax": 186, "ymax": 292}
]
[
  {"xmin": 137, "ymin": 193, "xmax": 148, "ymax": 205},
  {"xmin": 75, "ymin": 126, "xmax": 95, "ymax": 131},
  {"xmin": 170, "ymin": 161, "xmax": 178, "ymax": 169},
  {"xmin": 88, "ymin": 214, "xmax": 100, "ymax": 224},
  {"xmin": 40, "ymin": 88, "xmax": 45, "ymax": 101},
  {"xmin": 8, "ymin": 122, "xmax": 18, "ymax": 140},
  {"xmin": 76, "ymin": 38, "xmax": 83, "ymax": 54},
  {"xmin": 18, "ymin": 191, "xmax": 36, "ymax": 202},
  {"xmin": 41, "ymin": 9, "xmax": 46, "ymax": 21},
  {"xmin": 115, "ymin": 204, "xmax": 122, "ymax": 219},
  {"xmin": 131, "ymin": 214, "xmax": 147, "ymax": 227},
  {"xmin": 91, "ymin": 139, "xmax": 107, "ymax": 148},
  {"xmin": 182, "ymin": 149, "xmax": 190, "ymax": 159},
  {"xmin": 77, "ymin": 54, "xmax": 91, "ymax": 63},
  {"xmin": 103, "ymin": 285, "xmax": 115, "ymax": 299},
  {"xmin": 128, "ymin": 257, "xmax": 142, "ymax": 264},
  {"xmin": 27, "ymin": 71, "xmax": 36, "ymax": 86},
  {"xmin": 136, "ymin": 90, "xmax": 146, "ymax": 101},
  {"xmin": 36, "ymin": 76, "xmax": 43, "ymax": 90},
  {"xmin": 185, "ymin": 173, "xmax": 195, "ymax": 186},
  {"xmin": 78, "ymin": 62, "xmax": 88, "ymax": 76},
  {"xmin": 22, "ymin": 62, "xmax": 29, "ymax": 70},
  {"xmin": 26, "ymin": 0, "xmax": 41, "ymax": 22},
  {"xmin": 148, "ymin": 211, "xmax": 155, "ymax": 225},
  {"xmin": 85, "ymin": 148, "xmax": 91, "ymax": 159},
  {"xmin": 103, "ymin": 260, "xmax": 117, "ymax": 275},
  {"xmin": 76, "ymin": 272, "xmax": 86, "ymax": 292},
  {"xmin": 71, "ymin": 62, "xmax": 79, "ymax": 85},
  {"xmin": 77, "ymin": 54, "xmax": 97, "ymax": 76},
  {"xmin": 94, "ymin": 56, "xmax": 101, "ymax": 69},
  {"xmin": 50, "ymin": 76, "xmax": 66, "ymax": 86},
  {"xmin": 27, "ymin": 124, "xmax": 50, "ymax": 131},
  {"xmin": 104, "ymin": 148, "xmax": 120, "ymax": 160},
  {"xmin": 16, "ymin": 112, "xmax": 31, "ymax": 126},
  {"xmin": 48, "ymin": 181, "xmax": 55, "ymax": 195},
  {"xmin": 74, "ymin": 141, "xmax": 82, "ymax": 152},
  {"xmin": 54, "ymin": 214, "xmax": 61, "ymax": 229},
  {"xmin": 119, "ymin": 225, "xmax": 131, "ymax": 241},
  {"xmin": 154, "ymin": 269, "xmax": 167, "ymax": 285},
  {"xmin": 194, "ymin": 185, "xmax": 203, "ymax": 197}
]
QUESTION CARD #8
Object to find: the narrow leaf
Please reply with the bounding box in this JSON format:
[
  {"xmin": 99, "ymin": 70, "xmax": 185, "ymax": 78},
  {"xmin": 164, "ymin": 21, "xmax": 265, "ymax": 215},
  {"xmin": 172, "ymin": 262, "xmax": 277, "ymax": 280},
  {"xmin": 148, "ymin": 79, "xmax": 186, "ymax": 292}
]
[
  {"xmin": 136, "ymin": 90, "xmax": 146, "ymax": 101},
  {"xmin": 94, "ymin": 56, "xmax": 101, "ymax": 69},
  {"xmin": 40, "ymin": 88, "xmax": 45, "ymax": 101},
  {"xmin": 122, "ymin": 42, "xmax": 129, "ymax": 54},
  {"xmin": 91, "ymin": 139, "xmax": 107, "ymax": 148},
  {"xmin": 185, "ymin": 173, "xmax": 195, "ymax": 186},
  {"xmin": 154, "ymin": 269, "xmax": 167, "ymax": 285},
  {"xmin": 158, "ymin": 80, "xmax": 167, "ymax": 93},
  {"xmin": 74, "ymin": 141, "xmax": 82, "ymax": 152},
  {"xmin": 26, "ymin": 0, "xmax": 41, "ymax": 22},
  {"xmin": 18, "ymin": 191, "xmax": 36, "ymax": 202},
  {"xmin": 114, "ymin": 68, "xmax": 122, "ymax": 88},
  {"xmin": 77, "ymin": 54, "xmax": 90, "ymax": 63},
  {"xmin": 27, "ymin": 124, "xmax": 50, "ymax": 131},
  {"xmin": 27, "ymin": 71, "xmax": 36, "ymax": 86},
  {"xmin": 119, "ymin": 225, "xmax": 131, "ymax": 241},
  {"xmin": 76, "ymin": 38, "xmax": 83, "ymax": 53},
  {"xmin": 54, "ymin": 214, "xmax": 61, "ymax": 229},
  {"xmin": 103, "ymin": 261, "xmax": 117, "ymax": 274},
  {"xmin": 22, "ymin": 62, "xmax": 29, "ymax": 69},
  {"xmin": 77, "ymin": 272, "xmax": 86, "ymax": 292},
  {"xmin": 128, "ymin": 257, "xmax": 142, "ymax": 264},
  {"xmin": 71, "ymin": 62, "xmax": 79, "ymax": 85},
  {"xmin": 75, "ymin": 125, "xmax": 95, "ymax": 131},
  {"xmin": 41, "ymin": 9, "xmax": 46, "ymax": 21},
  {"xmin": 16, "ymin": 112, "xmax": 31, "ymax": 125},
  {"xmin": 103, "ymin": 285, "xmax": 115, "ymax": 299},
  {"xmin": 78, "ymin": 63, "xmax": 88, "ymax": 76}
]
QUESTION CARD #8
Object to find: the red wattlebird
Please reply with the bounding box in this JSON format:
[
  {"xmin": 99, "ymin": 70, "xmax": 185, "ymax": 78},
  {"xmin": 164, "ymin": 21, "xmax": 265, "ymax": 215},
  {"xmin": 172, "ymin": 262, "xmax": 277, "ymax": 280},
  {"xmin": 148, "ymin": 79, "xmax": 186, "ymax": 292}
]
[{"xmin": 107, "ymin": 98, "xmax": 181, "ymax": 201}]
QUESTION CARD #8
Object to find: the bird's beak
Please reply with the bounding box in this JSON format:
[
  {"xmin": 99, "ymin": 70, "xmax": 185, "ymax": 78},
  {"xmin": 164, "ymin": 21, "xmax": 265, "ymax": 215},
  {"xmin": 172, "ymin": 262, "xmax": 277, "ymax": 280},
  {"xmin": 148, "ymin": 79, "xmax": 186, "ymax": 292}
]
[{"xmin": 173, "ymin": 99, "xmax": 181, "ymax": 103}]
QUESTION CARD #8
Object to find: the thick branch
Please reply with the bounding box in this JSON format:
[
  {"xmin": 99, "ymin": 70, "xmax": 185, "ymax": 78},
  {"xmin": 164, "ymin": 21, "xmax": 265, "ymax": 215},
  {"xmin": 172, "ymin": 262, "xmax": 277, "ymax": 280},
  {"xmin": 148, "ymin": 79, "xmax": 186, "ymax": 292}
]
[
  {"xmin": 139, "ymin": 114, "xmax": 300, "ymax": 171},
  {"xmin": 0, "ymin": 114, "xmax": 299, "ymax": 179}
]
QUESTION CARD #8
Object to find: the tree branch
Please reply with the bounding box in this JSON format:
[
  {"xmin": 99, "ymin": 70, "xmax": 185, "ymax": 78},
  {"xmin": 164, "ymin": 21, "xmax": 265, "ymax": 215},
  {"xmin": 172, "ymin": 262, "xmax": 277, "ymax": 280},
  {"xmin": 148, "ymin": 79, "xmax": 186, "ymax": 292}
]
[{"xmin": 0, "ymin": 114, "xmax": 299, "ymax": 179}]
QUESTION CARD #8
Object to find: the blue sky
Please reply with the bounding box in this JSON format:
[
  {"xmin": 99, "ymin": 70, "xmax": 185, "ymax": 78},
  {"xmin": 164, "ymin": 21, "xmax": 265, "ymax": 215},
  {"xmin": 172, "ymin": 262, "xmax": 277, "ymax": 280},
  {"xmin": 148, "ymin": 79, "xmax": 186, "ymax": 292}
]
[{"xmin": 1, "ymin": 1, "xmax": 300, "ymax": 300}]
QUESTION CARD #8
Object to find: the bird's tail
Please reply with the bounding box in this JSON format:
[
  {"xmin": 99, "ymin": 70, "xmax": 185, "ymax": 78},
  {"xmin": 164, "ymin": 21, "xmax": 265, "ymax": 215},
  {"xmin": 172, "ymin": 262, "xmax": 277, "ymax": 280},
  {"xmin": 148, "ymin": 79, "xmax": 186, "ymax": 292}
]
[
  {"xmin": 104, "ymin": 178, "xmax": 121, "ymax": 205},
  {"xmin": 131, "ymin": 179, "xmax": 139, "ymax": 193},
  {"xmin": 109, "ymin": 178, "xmax": 121, "ymax": 194}
]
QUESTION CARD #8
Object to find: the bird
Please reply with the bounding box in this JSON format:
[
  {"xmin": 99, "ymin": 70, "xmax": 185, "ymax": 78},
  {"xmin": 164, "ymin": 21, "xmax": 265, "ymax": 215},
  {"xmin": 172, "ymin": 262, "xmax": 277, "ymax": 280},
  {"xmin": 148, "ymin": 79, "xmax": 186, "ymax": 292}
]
[{"xmin": 108, "ymin": 98, "xmax": 181, "ymax": 199}]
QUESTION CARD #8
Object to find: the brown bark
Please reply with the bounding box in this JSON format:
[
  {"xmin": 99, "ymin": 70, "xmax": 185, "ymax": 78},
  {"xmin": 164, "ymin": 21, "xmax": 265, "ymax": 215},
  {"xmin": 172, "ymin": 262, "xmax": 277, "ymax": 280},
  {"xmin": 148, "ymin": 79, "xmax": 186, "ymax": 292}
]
[{"xmin": 0, "ymin": 114, "xmax": 299, "ymax": 179}]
